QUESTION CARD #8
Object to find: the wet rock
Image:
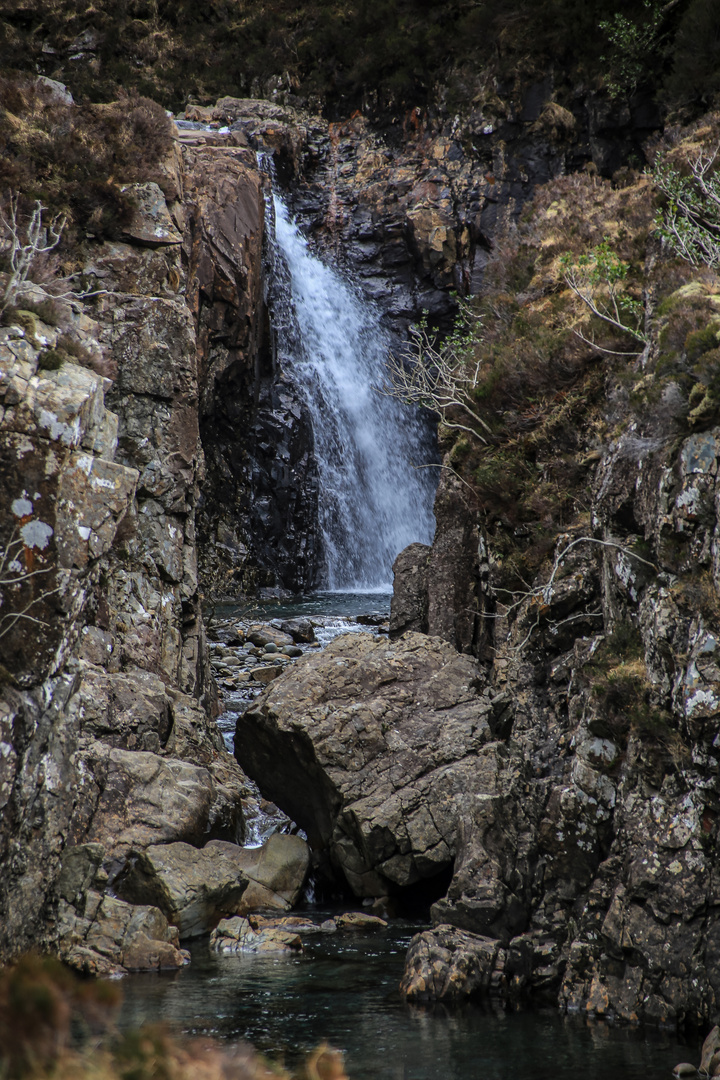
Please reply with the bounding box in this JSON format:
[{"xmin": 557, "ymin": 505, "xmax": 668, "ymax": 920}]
[
  {"xmin": 117, "ymin": 841, "xmax": 249, "ymax": 938},
  {"xmin": 281, "ymin": 645, "xmax": 303, "ymax": 657},
  {"xmin": 210, "ymin": 915, "xmax": 302, "ymax": 954},
  {"xmin": 235, "ymin": 631, "xmax": 491, "ymax": 897},
  {"xmin": 400, "ymin": 924, "xmax": 504, "ymax": 1001},
  {"xmin": 390, "ymin": 542, "xmax": 430, "ymax": 637},
  {"xmin": 336, "ymin": 912, "xmax": 388, "ymax": 931},
  {"xmin": 251, "ymin": 665, "xmax": 284, "ymax": 684},
  {"xmin": 674, "ymin": 1066, "xmax": 697, "ymax": 1078},
  {"xmin": 279, "ymin": 617, "xmax": 316, "ymax": 643},
  {"xmin": 247, "ymin": 624, "xmax": 295, "ymax": 648}
]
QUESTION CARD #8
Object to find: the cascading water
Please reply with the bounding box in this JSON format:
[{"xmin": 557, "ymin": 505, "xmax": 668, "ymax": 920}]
[{"xmin": 266, "ymin": 191, "xmax": 437, "ymax": 590}]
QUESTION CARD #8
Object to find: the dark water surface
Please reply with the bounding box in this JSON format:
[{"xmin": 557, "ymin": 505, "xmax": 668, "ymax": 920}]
[
  {"xmin": 118, "ymin": 921, "xmax": 685, "ymax": 1080},
  {"xmin": 213, "ymin": 589, "xmax": 391, "ymax": 622}
]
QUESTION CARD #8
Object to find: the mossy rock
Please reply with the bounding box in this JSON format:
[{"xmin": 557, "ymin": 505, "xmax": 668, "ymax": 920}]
[
  {"xmin": 685, "ymin": 321, "xmax": 720, "ymax": 363},
  {"xmin": 4, "ymin": 308, "xmax": 41, "ymax": 344},
  {"xmin": 37, "ymin": 348, "xmax": 66, "ymax": 371}
]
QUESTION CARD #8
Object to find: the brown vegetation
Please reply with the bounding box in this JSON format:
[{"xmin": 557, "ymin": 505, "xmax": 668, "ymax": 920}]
[
  {"xmin": 0, "ymin": 74, "xmax": 173, "ymax": 252},
  {"xmin": 0, "ymin": 955, "xmax": 349, "ymax": 1080}
]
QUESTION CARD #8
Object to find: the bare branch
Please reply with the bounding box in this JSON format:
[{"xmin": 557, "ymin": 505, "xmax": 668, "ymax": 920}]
[
  {"xmin": 0, "ymin": 194, "xmax": 67, "ymax": 316},
  {"xmin": 377, "ymin": 304, "xmax": 492, "ymax": 443}
]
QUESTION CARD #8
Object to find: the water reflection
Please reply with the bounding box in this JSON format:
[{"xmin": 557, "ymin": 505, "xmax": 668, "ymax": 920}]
[{"xmin": 118, "ymin": 922, "xmax": 684, "ymax": 1080}]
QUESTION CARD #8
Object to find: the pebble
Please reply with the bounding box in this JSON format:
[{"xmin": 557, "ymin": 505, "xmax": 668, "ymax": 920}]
[
  {"xmin": 282, "ymin": 645, "xmax": 303, "ymax": 657},
  {"xmin": 264, "ymin": 642, "xmax": 278, "ymax": 653}
]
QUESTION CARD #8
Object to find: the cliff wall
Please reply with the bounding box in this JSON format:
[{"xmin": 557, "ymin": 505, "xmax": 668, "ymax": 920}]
[{"xmin": 0, "ymin": 122, "xmax": 257, "ymax": 970}]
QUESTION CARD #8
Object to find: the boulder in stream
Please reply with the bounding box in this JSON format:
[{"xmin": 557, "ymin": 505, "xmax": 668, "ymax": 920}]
[
  {"xmin": 235, "ymin": 631, "xmax": 493, "ymax": 898},
  {"xmin": 400, "ymin": 924, "xmax": 505, "ymax": 1001},
  {"xmin": 210, "ymin": 915, "xmax": 303, "ymax": 953},
  {"xmin": 335, "ymin": 912, "xmax": 388, "ymax": 931}
]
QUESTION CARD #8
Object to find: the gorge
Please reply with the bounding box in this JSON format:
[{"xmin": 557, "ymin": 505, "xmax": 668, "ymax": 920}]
[{"xmin": 1, "ymin": 4, "xmax": 720, "ymax": 1074}]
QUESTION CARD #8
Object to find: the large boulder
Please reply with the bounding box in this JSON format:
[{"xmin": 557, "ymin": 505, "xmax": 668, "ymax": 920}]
[
  {"xmin": 58, "ymin": 892, "xmax": 187, "ymax": 976},
  {"xmin": 221, "ymin": 833, "xmax": 310, "ymax": 914},
  {"xmin": 400, "ymin": 924, "xmax": 505, "ymax": 1001},
  {"xmin": 117, "ymin": 841, "xmax": 249, "ymax": 938},
  {"xmin": 118, "ymin": 833, "xmax": 309, "ymax": 937},
  {"xmin": 235, "ymin": 631, "xmax": 493, "ymax": 897}
]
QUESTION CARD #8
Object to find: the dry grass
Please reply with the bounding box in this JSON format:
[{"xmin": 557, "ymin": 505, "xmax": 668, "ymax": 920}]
[
  {"xmin": 0, "ymin": 74, "xmax": 174, "ymax": 252},
  {"xmin": 0, "ymin": 955, "xmax": 349, "ymax": 1080}
]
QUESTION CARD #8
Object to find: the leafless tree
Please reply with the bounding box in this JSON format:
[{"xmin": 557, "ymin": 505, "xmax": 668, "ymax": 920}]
[
  {"xmin": 380, "ymin": 306, "xmax": 493, "ymax": 442},
  {"xmin": 0, "ymin": 194, "xmax": 66, "ymax": 317}
]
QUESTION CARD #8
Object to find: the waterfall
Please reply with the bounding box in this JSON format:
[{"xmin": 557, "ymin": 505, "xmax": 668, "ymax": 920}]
[{"xmin": 267, "ymin": 192, "xmax": 436, "ymax": 590}]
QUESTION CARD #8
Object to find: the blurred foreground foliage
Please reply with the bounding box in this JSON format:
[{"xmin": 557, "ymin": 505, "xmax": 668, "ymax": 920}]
[{"xmin": 0, "ymin": 954, "xmax": 349, "ymax": 1080}]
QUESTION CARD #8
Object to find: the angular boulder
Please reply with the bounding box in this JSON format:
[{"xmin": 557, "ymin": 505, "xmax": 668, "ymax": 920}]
[
  {"xmin": 210, "ymin": 915, "xmax": 302, "ymax": 954},
  {"xmin": 117, "ymin": 841, "xmax": 249, "ymax": 938},
  {"xmin": 118, "ymin": 833, "xmax": 309, "ymax": 937},
  {"xmin": 400, "ymin": 924, "xmax": 504, "ymax": 1001},
  {"xmin": 58, "ymin": 892, "xmax": 187, "ymax": 976},
  {"xmin": 221, "ymin": 833, "xmax": 310, "ymax": 914},
  {"xmin": 235, "ymin": 631, "xmax": 493, "ymax": 897}
]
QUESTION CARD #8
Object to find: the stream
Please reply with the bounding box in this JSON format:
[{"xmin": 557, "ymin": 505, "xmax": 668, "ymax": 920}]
[{"xmin": 118, "ymin": 923, "xmax": 686, "ymax": 1079}]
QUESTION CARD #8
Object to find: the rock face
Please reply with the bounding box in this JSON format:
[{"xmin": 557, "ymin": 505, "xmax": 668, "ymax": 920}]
[
  {"xmin": 236, "ymin": 631, "xmax": 497, "ymax": 896},
  {"xmin": 181, "ymin": 130, "xmax": 321, "ymax": 597},
  {"xmin": 380, "ymin": 425, "xmax": 720, "ymax": 1024},
  {"xmin": 389, "ymin": 543, "xmax": 430, "ymax": 637},
  {"xmin": 0, "ymin": 133, "xmax": 252, "ymax": 970}
]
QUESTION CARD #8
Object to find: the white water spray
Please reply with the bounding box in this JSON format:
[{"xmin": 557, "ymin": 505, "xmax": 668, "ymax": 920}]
[{"xmin": 269, "ymin": 194, "xmax": 436, "ymax": 590}]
